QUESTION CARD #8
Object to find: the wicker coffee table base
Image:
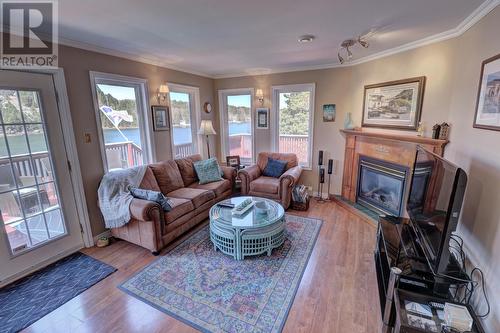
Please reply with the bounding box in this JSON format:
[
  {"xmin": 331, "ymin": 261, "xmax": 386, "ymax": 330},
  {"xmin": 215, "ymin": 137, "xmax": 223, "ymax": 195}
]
[{"xmin": 210, "ymin": 217, "xmax": 286, "ymax": 260}]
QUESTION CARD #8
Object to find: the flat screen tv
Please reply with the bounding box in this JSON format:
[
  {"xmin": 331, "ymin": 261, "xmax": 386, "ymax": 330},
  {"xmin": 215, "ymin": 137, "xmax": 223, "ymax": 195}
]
[{"xmin": 407, "ymin": 146, "xmax": 468, "ymax": 275}]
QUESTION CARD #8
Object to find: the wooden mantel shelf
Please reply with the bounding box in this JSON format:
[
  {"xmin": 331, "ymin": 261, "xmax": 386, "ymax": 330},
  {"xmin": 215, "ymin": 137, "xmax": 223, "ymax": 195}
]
[
  {"xmin": 340, "ymin": 129, "xmax": 449, "ymax": 147},
  {"xmin": 340, "ymin": 128, "xmax": 449, "ymax": 204}
]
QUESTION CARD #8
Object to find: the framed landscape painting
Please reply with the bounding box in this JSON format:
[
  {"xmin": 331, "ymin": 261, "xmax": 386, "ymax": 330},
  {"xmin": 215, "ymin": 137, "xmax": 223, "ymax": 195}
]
[
  {"xmin": 362, "ymin": 77, "xmax": 425, "ymax": 130},
  {"xmin": 474, "ymin": 54, "xmax": 500, "ymax": 131}
]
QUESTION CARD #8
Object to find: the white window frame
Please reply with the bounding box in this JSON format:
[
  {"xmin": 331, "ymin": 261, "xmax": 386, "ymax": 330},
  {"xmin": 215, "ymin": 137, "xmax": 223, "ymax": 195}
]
[
  {"xmin": 168, "ymin": 83, "xmax": 201, "ymax": 159},
  {"xmin": 218, "ymin": 88, "xmax": 255, "ymax": 165},
  {"xmin": 89, "ymin": 71, "xmax": 155, "ymax": 172},
  {"xmin": 271, "ymin": 83, "xmax": 315, "ymax": 170}
]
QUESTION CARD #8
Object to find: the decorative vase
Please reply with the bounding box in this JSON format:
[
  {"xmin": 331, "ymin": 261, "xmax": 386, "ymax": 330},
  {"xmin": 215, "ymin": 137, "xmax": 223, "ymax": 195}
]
[{"xmin": 344, "ymin": 112, "xmax": 355, "ymax": 129}]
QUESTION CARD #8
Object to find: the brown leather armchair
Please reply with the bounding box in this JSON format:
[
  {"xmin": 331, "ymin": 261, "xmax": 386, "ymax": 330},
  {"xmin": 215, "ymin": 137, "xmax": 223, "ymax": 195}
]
[{"xmin": 238, "ymin": 152, "xmax": 302, "ymax": 209}]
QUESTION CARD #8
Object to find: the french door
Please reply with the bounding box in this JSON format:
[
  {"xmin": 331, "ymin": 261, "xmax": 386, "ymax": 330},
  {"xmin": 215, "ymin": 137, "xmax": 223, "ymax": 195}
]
[{"xmin": 0, "ymin": 70, "xmax": 83, "ymax": 285}]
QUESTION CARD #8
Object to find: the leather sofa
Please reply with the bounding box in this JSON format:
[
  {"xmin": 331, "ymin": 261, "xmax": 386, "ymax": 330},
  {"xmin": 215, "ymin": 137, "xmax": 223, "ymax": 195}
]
[
  {"xmin": 238, "ymin": 152, "xmax": 302, "ymax": 209},
  {"xmin": 110, "ymin": 154, "xmax": 236, "ymax": 254}
]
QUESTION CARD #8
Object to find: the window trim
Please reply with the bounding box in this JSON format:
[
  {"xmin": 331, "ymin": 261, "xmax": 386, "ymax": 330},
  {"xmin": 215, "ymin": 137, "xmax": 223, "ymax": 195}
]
[
  {"xmin": 167, "ymin": 83, "xmax": 201, "ymax": 159},
  {"xmin": 271, "ymin": 83, "xmax": 315, "ymax": 170},
  {"xmin": 89, "ymin": 71, "xmax": 155, "ymax": 172},
  {"xmin": 218, "ymin": 88, "xmax": 255, "ymax": 165}
]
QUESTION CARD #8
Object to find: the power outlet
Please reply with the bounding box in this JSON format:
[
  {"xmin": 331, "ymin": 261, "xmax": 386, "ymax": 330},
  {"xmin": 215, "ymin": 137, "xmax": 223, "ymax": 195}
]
[{"xmin": 304, "ymin": 185, "xmax": 313, "ymax": 193}]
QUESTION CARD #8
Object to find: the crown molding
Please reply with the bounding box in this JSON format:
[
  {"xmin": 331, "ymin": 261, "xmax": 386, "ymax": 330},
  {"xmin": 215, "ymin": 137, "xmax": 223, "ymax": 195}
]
[
  {"xmin": 56, "ymin": 36, "xmax": 214, "ymax": 79},
  {"xmin": 213, "ymin": 0, "xmax": 500, "ymax": 79}
]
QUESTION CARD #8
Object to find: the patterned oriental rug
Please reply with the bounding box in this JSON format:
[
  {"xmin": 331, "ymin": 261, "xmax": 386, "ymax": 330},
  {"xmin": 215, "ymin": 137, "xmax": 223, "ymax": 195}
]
[{"xmin": 120, "ymin": 214, "xmax": 322, "ymax": 333}]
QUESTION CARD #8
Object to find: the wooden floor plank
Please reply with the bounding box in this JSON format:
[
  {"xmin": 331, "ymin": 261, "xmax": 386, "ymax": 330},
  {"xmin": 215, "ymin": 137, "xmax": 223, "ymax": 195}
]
[{"xmin": 22, "ymin": 200, "xmax": 381, "ymax": 333}]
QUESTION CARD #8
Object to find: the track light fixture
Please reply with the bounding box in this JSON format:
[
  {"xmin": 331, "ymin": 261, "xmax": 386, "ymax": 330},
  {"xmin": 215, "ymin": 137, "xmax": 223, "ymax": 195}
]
[{"xmin": 337, "ymin": 36, "xmax": 370, "ymax": 65}]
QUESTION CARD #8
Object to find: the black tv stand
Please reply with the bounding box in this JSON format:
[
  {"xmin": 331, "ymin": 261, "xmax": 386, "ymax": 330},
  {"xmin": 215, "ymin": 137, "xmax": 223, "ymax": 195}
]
[{"xmin": 374, "ymin": 215, "xmax": 469, "ymax": 328}]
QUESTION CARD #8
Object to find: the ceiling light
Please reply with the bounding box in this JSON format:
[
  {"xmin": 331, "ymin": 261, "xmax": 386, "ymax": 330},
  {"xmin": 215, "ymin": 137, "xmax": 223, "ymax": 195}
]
[
  {"xmin": 337, "ymin": 36, "xmax": 371, "ymax": 64},
  {"xmin": 298, "ymin": 35, "xmax": 315, "ymax": 43},
  {"xmin": 358, "ymin": 38, "xmax": 369, "ymax": 48}
]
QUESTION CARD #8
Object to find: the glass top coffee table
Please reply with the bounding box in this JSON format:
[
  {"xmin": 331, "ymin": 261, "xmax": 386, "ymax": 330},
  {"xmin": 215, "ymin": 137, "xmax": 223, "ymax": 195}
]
[{"xmin": 209, "ymin": 196, "xmax": 286, "ymax": 260}]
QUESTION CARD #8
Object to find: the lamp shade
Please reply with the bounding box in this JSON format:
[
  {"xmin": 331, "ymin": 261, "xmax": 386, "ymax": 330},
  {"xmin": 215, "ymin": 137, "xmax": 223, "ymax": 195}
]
[
  {"xmin": 256, "ymin": 88, "xmax": 264, "ymax": 98},
  {"xmin": 198, "ymin": 120, "xmax": 217, "ymax": 135},
  {"xmin": 159, "ymin": 84, "xmax": 169, "ymax": 94}
]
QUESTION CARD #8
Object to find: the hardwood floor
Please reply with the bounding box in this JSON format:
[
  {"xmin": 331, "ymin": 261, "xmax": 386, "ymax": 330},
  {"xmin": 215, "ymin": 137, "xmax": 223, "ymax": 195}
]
[{"xmin": 23, "ymin": 200, "xmax": 382, "ymax": 333}]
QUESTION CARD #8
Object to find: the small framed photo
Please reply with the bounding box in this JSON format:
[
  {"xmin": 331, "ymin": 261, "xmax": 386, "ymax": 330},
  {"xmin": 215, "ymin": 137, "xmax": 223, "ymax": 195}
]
[
  {"xmin": 473, "ymin": 53, "xmax": 500, "ymax": 131},
  {"xmin": 151, "ymin": 106, "xmax": 169, "ymax": 131},
  {"xmin": 323, "ymin": 104, "xmax": 336, "ymax": 122},
  {"xmin": 256, "ymin": 108, "xmax": 269, "ymax": 129},
  {"xmin": 226, "ymin": 155, "xmax": 240, "ymax": 168}
]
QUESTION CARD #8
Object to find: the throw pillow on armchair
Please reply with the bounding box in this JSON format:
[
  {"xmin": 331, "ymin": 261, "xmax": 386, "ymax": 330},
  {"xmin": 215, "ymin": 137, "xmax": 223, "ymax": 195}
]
[{"xmin": 262, "ymin": 157, "xmax": 288, "ymax": 178}]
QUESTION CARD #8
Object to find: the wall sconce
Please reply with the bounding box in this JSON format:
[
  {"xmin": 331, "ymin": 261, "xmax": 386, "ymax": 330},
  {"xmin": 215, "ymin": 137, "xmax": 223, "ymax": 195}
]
[
  {"xmin": 256, "ymin": 88, "xmax": 264, "ymax": 105},
  {"xmin": 157, "ymin": 84, "xmax": 169, "ymax": 104}
]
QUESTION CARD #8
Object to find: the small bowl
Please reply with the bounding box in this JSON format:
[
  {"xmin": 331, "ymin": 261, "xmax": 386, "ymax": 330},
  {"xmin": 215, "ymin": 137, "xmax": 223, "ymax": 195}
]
[{"xmin": 254, "ymin": 201, "xmax": 269, "ymax": 214}]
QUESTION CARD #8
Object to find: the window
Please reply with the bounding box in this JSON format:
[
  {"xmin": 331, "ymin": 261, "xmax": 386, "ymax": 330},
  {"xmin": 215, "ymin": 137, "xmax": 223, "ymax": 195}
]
[
  {"xmin": 272, "ymin": 84, "xmax": 315, "ymax": 169},
  {"xmin": 169, "ymin": 84, "xmax": 200, "ymax": 158},
  {"xmin": 90, "ymin": 72, "xmax": 153, "ymax": 171},
  {"xmin": 219, "ymin": 89, "xmax": 254, "ymax": 165}
]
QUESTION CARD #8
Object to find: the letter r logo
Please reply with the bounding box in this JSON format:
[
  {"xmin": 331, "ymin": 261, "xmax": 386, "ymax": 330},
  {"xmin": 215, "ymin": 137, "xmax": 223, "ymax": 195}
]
[{"xmin": 2, "ymin": 2, "xmax": 53, "ymax": 54}]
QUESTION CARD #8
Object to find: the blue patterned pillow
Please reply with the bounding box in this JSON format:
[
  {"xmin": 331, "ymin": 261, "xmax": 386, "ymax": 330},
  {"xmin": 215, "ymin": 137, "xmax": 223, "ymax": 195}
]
[
  {"xmin": 262, "ymin": 157, "xmax": 288, "ymax": 178},
  {"xmin": 129, "ymin": 187, "xmax": 173, "ymax": 212},
  {"xmin": 193, "ymin": 158, "xmax": 223, "ymax": 184}
]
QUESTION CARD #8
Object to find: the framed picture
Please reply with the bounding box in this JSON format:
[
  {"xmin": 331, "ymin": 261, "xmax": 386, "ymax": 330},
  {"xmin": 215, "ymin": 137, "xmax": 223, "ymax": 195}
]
[
  {"xmin": 226, "ymin": 155, "xmax": 240, "ymax": 168},
  {"xmin": 473, "ymin": 53, "xmax": 500, "ymax": 131},
  {"xmin": 323, "ymin": 104, "xmax": 336, "ymax": 122},
  {"xmin": 362, "ymin": 76, "xmax": 426, "ymax": 130},
  {"xmin": 151, "ymin": 106, "xmax": 169, "ymax": 131},
  {"xmin": 256, "ymin": 108, "xmax": 269, "ymax": 129}
]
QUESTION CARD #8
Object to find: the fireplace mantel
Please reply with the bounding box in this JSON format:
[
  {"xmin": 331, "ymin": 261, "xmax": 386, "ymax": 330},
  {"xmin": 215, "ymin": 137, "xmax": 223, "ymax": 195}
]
[{"xmin": 340, "ymin": 129, "xmax": 448, "ymax": 204}]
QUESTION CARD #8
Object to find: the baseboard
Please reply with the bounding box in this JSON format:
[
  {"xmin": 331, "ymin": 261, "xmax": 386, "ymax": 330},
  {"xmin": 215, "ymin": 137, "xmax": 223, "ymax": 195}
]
[
  {"xmin": 93, "ymin": 230, "xmax": 112, "ymax": 243},
  {"xmin": 0, "ymin": 245, "xmax": 83, "ymax": 288}
]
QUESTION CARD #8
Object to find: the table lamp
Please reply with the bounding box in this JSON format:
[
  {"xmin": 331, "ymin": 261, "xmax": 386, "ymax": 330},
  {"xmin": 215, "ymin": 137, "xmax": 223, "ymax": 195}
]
[{"xmin": 198, "ymin": 120, "xmax": 217, "ymax": 158}]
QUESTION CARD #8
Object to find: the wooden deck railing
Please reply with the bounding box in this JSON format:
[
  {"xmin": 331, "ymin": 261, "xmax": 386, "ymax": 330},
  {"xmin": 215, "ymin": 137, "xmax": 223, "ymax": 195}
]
[
  {"xmin": 105, "ymin": 141, "xmax": 143, "ymax": 168},
  {"xmin": 174, "ymin": 142, "xmax": 193, "ymax": 158},
  {"xmin": 228, "ymin": 134, "xmax": 309, "ymax": 164}
]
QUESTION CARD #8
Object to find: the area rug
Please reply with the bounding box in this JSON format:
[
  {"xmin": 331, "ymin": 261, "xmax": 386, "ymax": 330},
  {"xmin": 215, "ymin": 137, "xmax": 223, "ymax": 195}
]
[
  {"xmin": 0, "ymin": 252, "xmax": 116, "ymax": 333},
  {"xmin": 120, "ymin": 214, "xmax": 322, "ymax": 333}
]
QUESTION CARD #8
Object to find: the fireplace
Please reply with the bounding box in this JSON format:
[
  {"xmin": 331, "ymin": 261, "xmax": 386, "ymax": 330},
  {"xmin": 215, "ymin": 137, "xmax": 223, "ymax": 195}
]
[{"xmin": 356, "ymin": 156, "xmax": 408, "ymax": 216}]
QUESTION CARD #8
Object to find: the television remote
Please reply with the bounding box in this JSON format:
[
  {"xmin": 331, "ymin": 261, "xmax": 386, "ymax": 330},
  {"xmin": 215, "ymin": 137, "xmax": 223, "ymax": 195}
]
[
  {"xmin": 218, "ymin": 202, "xmax": 235, "ymax": 208},
  {"xmin": 429, "ymin": 301, "xmax": 445, "ymax": 310}
]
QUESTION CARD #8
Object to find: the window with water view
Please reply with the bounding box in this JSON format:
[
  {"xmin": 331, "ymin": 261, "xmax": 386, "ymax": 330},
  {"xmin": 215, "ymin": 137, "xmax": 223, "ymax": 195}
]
[
  {"xmin": 170, "ymin": 91, "xmax": 196, "ymax": 158},
  {"xmin": 225, "ymin": 94, "xmax": 252, "ymax": 164},
  {"xmin": 95, "ymin": 82, "xmax": 148, "ymax": 171}
]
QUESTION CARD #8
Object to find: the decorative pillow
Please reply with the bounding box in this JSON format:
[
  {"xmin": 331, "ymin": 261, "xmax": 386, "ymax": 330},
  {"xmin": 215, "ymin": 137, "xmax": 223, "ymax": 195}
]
[
  {"xmin": 262, "ymin": 157, "xmax": 288, "ymax": 178},
  {"xmin": 129, "ymin": 186, "xmax": 173, "ymax": 212},
  {"xmin": 193, "ymin": 158, "xmax": 223, "ymax": 184}
]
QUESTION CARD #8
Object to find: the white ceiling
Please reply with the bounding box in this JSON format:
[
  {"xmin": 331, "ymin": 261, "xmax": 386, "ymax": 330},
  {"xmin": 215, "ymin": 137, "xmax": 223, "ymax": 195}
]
[{"xmin": 56, "ymin": 0, "xmax": 496, "ymax": 78}]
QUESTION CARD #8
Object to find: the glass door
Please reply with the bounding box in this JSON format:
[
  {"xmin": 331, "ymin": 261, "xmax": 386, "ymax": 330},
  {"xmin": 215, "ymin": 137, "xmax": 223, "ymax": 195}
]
[{"xmin": 0, "ymin": 70, "xmax": 83, "ymax": 285}]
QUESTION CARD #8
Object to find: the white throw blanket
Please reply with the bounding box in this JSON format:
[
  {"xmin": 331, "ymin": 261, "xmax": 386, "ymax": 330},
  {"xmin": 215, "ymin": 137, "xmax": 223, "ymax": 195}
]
[{"xmin": 98, "ymin": 165, "xmax": 147, "ymax": 229}]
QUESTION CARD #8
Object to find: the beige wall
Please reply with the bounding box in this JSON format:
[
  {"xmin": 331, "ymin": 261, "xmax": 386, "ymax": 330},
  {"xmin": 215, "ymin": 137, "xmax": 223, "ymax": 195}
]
[
  {"xmin": 214, "ymin": 39, "xmax": 457, "ymax": 195},
  {"xmin": 57, "ymin": 45, "xmax": 215, "ymax": 237},
  {"xmin": 214, "ymin": 7, "xmax": 500, "ymax": 330},
  {"xmin": 214, "ymin": 68, "xmax": 353, "ymax": 191},
  {"xmin": 445, "ymin": 8, "xmax": 500, "ymax": 331}
]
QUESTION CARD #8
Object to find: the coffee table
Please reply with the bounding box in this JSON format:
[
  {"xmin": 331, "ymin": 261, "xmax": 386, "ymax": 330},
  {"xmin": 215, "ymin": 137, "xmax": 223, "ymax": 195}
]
[{"xmin": 209, "ymin": 196, "xmax": 285, "ymax": 260}]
